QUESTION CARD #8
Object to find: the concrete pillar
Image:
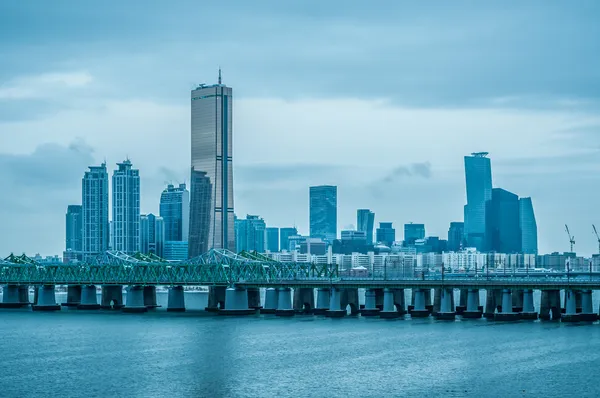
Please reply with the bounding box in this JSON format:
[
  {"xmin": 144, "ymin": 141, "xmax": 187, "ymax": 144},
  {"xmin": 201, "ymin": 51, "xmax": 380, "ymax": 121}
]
[
  {"xmin": 433, "ymin": 288, "xmax": 442, "ymax": 315},
  {"xmin": 275, "ymin": 287, "xmax": 295, "ymax": 317},
  {"xmin": 167, "ymin": 286, "xmax": 185, "ymax": 312},
  {"xmin": 123, "ymin": 286, "xmax": 147, "ymax": 313},
  {"xmin": 375, "ymin": 288, "xmax": 385, "ymax": 310},
  {"xmin": 19, "ymin": 286, "xmax": 30, "ymax": 306},
  {"xmin": 520, "ymin": 289, "xmax": 538, "ymax": 320},
  {"xmin": 313, "ymin": 288, "xmax": 330, "ymax": 315},
  {"xmin": 62, "ymin": 285, "xmax": 82, "ymax": 307},
  {"xmin": 393, "ymin": 289, "xmax": 407, "ymax": 315},
  {"xmin": 260, "ymin": 288, "xmax": 279, "ymax": 314},
  {"xmin": 340, "ymin": 288, "xmax": 359, "ymax": 316},
  {"xmin": 101, "ymin": 285, "xmax": 124, "ymax": 309},
  {"xmin": 435, "ymin": 288, "xmax": 456, "ymax": 320},
  {"xmin": 379, "ymin": 288, "xmax": 401, "ymax": 319},
  {"xmin": 206, "ymin": 286, "xmax": 226, "ymax": 312},
  {"xmin": 220, "ymin": 287, "xmax": 254, "ymax": 315},
  {"xmin": 562, "ymin": 289, "xmax": 580, "ymax": 322},
  {"xmin": 540, "ymin": 290, "xmax": 561, "ymax": 321},
  {"xmin": 1, "ymin": 285, "xmax": 23, "ymax": 308},
  {"xmin": 293, "ymin": 288, "xmax": 315, "ymax": 314},
  {"xmin": 78, "ymin": 285, "xmax": 101, "ymax": 310},
  {"xmin": 463, "ymin": 289, "xmax": 482, "ymax": 318},
  {"xmin": 326, "ymin": 287, "xmax": 345, "ymax": 317},
  {"xmin": 247, "ymin": 288, "xmax": 262, "ymax": 310},
  {"xmin": 32, "ymin": 285, "xmax": 61, "ymax": 311},
  {"xmin": 424, "ymin": 289, "xmax": 433, "ymax": 313},
  {"xmin": 361, "ymin": 289, "xmax": 380, "ymax": 316},
  {"xmin": 580, "ymin": 290, "xmax": 598, "ymax": 321},
  {"xmin": 410, "ymin": 288, "xmax": 430, "ymax": 318},
  {"xmin": 495, "ymin": 289, "xmax": 520, "ymax": 321},
  {"xmin": 143, "ymin": 286, "xmax": 158, "ymax": 308},
  {"xmin": 484, "ymin": 289, "xmax": 503, "ymax": 318},
  {"xmin": 512, "ymin": 289, "xmax": 524, "ymax": 312},
  {"xmin": 33, "ymin": 286, "xmax": 39, "ymax": 305},
  {"xmin": 456, "ymin": 289, "xmax": 468, "ymax": 314}
]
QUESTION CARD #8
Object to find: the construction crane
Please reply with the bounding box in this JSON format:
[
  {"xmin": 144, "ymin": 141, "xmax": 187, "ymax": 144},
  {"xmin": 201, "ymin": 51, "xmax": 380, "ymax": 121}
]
[
  {"xmin": 593, "ymin": 225, "xmax": 600, "ymax": 254},
  {"xmin": 565, "ymin": 224, "xmax": 575, "ymax": 253}
]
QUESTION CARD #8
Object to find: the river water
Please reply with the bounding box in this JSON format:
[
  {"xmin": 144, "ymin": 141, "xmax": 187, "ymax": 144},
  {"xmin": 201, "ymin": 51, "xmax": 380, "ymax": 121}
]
[{"xmin": 1, "ymin": 291, "xmax": 599, "ymax": 397}]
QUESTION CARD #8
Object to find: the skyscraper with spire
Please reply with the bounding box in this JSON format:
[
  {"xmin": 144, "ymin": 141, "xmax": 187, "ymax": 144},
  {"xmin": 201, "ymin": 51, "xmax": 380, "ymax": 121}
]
[{"xmin": 188, "ymin": 70, "xmax": 235, "ymax": 257}]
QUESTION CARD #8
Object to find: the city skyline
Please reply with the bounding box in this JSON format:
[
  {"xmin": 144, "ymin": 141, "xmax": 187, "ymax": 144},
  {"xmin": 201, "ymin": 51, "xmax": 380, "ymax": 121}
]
[{"xmin": 1, "ymin": 3, "xmax": 600, "ymax": 256}]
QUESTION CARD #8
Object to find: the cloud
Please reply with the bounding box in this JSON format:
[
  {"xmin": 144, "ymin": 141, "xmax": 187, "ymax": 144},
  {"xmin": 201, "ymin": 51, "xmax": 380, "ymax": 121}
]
[
  {"xmin": 0, "ymin": 71, "xmax": 93, "ymax": 99},
  {"xmin": 383, "ymin": 162, "xmax": 432, "ymax": 182}
]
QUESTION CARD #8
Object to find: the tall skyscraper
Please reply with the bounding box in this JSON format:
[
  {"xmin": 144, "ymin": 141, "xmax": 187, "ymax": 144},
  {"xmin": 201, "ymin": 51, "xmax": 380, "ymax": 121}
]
[
  {"xmin": 376, "ymin": 222, "xmax": 396, "ymax": 247},
  {"xmin": 66, "ymin": 205, "xmax": 83, "ymax": 252},
  {"xmin": 519, "ymin": 197, "xmax": 538, "ymax": 254},
  {"xmin": 160, "ymin": 183, "xmax": 190, "ymax": 242},
  {"xmin": 309, "ymin": 185, "xmax": 337, "ymax": 242},
  {"xmin": 82, "ymin": 163, "xmax": 109, "ymax": 258},
  {"xmin": 140, "ymin": 214, "xmax": 165, "ymax": 257},
  {"xmin": 357, "ymin": 209, "xmax": 375, "ymax": 245},
  {"xmin": 112, "ymin": 159, "xmax": 140, "ymax": 254},
  {"xmin": 404, "ymin": 223, "xmax": 425, "ymax": 245},
  {"xmin": 188, "ymin": 73, "xmax": 234, "ymax": 257},
  {"xmin": 485, "ymin": 188, "xmax": 521, "ymax": 253},
  {"xmin": 280, "ymin": 227, "xmax": 298, "ymax": 252},
  {"xmin": 235, "ymin": 215, "xmax": 266, "ymax": 253},
  {"xmin": 447, "ymin": 221, "xmax": 465, "ymax": 251},
  {"xmin": 464, "ymin": 152, "xmax": 493, "ymax": 250},
  {"xmin": 265, "ymin": 227, "xmax": 279, "ymax": 252}
]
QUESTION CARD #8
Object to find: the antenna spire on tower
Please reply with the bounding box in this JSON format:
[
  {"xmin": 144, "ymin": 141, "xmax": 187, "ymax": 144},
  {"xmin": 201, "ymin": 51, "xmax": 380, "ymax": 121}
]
[{"xmin": 218, "ymin": 67, "xmax": 222, "ymax": 84}]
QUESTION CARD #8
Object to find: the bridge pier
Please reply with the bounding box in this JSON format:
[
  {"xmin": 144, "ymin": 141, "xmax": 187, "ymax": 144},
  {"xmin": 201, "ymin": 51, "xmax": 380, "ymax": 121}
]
[
  {"xmin": 484, "ymin": 289, "xmax": 503, "ymax": 318},
  {"xmin": 167, "ymin": 286, "xmax": 186, "ymax": 312},
  {"xmin": 326, "ymin": 287, "xmax": 346, "ymax": 318},
  {"xmin": 275, "ymin": 287, "xmax": 295, "ymax": 317},
  {"xmin": 410, "ymin": 289, "xmax": 430, "ymax": 318},
  {"xmin": 220, "ymin": 287, "xmax": 254, "ymax": 315},
  {"xmin": 512, "ymin": 289, "xmax": 524, "ymax": 312},
  {"xmin": 519, "ymin": 289, "xmax": 538, "ymax": 320},
  {"xmin": 61, "ymin": 285, "xmax": 82, "ymax": 307},
  {"xmin": 1, "ymin": 285, "xmax": 25, "ymax": 308},
  {"xmin": 435, "ymin": 288, "xmax": 456, "ymax": 320},
  {"xmin": 78, "ymin": 285, "xmax": 101, "ymax": 309},
  {"xmin": 313, "ymin": 288, "xmax": 330, "ymax": 315},
  {"xmin": 247, "ymin": 288, "xmax": 262, "ymax": 310},
  {"xmin": 380, "ymin": 288, "xmax": 401, "ymax": 319},
  {"xmin": 19, "ymin": 285, "xmax": 30, "ymax": 306},
  {"xmin": 32, "ymin": 285, "xmax": 61, "ymax": 311},
  {"xmin": 341, "ymin": 288, "xmax": 360, "ymax": 316},
  {"xmin": 101, "ymin": 285, "xmax": 124, "ymax": 309},
  {"xmin": 462, "ymin": 289, "xmax": 482, "ymax": 318},
  {"xmin": 293, "ymin": 288, "xmax": 315, "ymax": 314},
  {"xmin": 206, "ymin": 286, "xmax": 226, "ymax": 312},
  {"xmin": 495, "ymin": 289, "xmax": 520, "ymax": 321},
  {"xmin": 260, "ymin": 288, "xmax": 279, "ymax": 314},
  {"xmin": 580, "ymin": 290, "xmax": 597, "ymax": 321},
  {"xmin": 562, "ymin": 289, "xmax": 580, "ymax": 322},
  {"xmin": 361, "ymin": 289, "xmax": 380, "ymax": 316},
  {"xmin": 456, "ymin": 289, "xmax": 468, "ymax": 314},
  {"xmin": 375, "ymin": 288, "xmax": 385, "ymax": 310},
  {"xmin": 393, "ymin": 288, "xmax": 407, "ymax": 315},
  {"xmin": 143, "ymin": 286, "xmax": 158, "ymax": 309},
  {"xmin": 123, "ymin": 286, "xmax": 147, "ymax": 313},
  {"xmin": 540, "ymin": 290, "xmax": 561, "ymax": 320}
]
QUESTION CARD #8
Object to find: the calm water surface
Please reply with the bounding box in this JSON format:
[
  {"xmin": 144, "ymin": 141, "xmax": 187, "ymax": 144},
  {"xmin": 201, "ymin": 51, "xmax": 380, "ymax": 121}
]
[{"xmin": 1, "ymin": 291, "xmax": 599, "ymax": 397}]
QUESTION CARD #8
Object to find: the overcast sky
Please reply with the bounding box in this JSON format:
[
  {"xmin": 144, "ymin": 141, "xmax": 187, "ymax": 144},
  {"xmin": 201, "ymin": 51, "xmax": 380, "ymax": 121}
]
[{"xmin": 1, "ymin": 1, "xmax": 599, "ymax": 256}]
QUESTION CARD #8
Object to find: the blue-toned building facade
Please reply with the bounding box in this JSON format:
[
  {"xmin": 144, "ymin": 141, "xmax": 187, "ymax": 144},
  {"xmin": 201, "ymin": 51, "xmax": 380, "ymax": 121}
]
[
  {"xmin": 519, "ymin": 197, "xmax": 538, "ymax": 254},
  {"xmin": 309, "ymin": 185, "xmax": 337, "ymax": 242},
  {"xmin": 485, "ymin": 188, "xmax": 521, "ymax": 253},
  {"xmin": 357, "ymin": 209, "xmax": 375, "ymax": 245},
  {"xmin": 464, "ymin": 152, "xmax": 493, "ymax": 250}
]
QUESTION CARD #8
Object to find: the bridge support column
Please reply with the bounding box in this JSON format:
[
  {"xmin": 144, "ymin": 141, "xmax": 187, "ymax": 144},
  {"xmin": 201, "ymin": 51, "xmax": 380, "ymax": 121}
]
[
  {"xmin": 380, "ymin": 288, "xmax": 400, "ymax": 319},
  {"xmin": 410, "ymin": 289, "xmax": 430, "ymax": 318},
  {"xmin": 435, "ymin": 288, "xmax": 456, "ymax": 320},
  {"xmin": 456, "ymin": 289, "xmax": 468, "ymax": 314},
  {"xmin": 260, "ymin": 288, "xmax": 279, "ymax": 314},
  {"xmin": 462, "ymin": 289, "xmax": 482, "ymax": 318},
  {"xmin": 220, "ymin": 287, "xmax": 254, "ymax": 315},
  {"xmin": 247, "ymin": 288, "xmax": 262, "ymax": 310},
  {"xmin": 393, "ymin": 289, "xmax": 407, "ymax": 315},
  {"xmin": 579, "ymin": 290, "xmax": 597, "ymax": 321},
  {"xmin": 206, "ymin": 286, "xmax": 226, "ymax": 312},
  {"xmin": 495, "ymin": 289, "xmax": 520, "ymax": 321},
  {"xmin": 101, "ymin": 285, "xmax": 124, "ymax": 309},
  {"xmin": 326, "ymin": 288, "xmax": 346, "ymax": 317},
  {"xmin": 1, "ymin": 285, "xmax": 25, "ymax": 308},
  {"xmin": 519, "ymin": 289, "xmax": 538, "ymax": 320},
  {"xmin": 61, "ymin": 285, "xmax": 82, "ymax": 307},
  {"xmin": 293, "ymin": 288, "xmax": 315, "ymax": 314},
  {"xmin": 275, "ymin": 288, "xmax": 295, "ymax": 317},
  {"xmin": 361, "ymin": 289, "xmax": 380, "ymax": 316},
  {"xmin": 512, "ymin": 289, "xmax": 524, "ymax": 312},
  {"xmin": 19, "ymin": 285, "xmax": 30, "ymax": 306},
  {"xmin": 540, "ymin": 290, "xmax": 561, "ymax": 321},
  {"xmin": 167, "ymin": 286, "xmax": 186, "ymax": 312},
  {"xmin": 143, "ymin": 286, "xmax": 158, "ymax": 309},
  {"xmin": 313, "ymin": 288, "xmax": 330, "ymax": 315},
  {"xmin": 32, "ymin": 285, "xmax": 61, "ymax": 311},
  {"xmin": 123, "ymin": 286, "xmax": 147, "ymax": 313},
  {"xmin": 484, "ymin": 289, "xmax": 503, "ymax": 318},
  {"xmin": 78, "ymin": 285, "xmax": 101, "ymax": 310},
  {"xmin": 562, "ymin": 289, "xmax": 580, "ymax": 322},
  {"xmin": 375, "ymin": 288, "xmax": 385, "ymax": 310},
  {"xmin": 340, "ymin": 288, "xmax": 359, "ymax": 316}
]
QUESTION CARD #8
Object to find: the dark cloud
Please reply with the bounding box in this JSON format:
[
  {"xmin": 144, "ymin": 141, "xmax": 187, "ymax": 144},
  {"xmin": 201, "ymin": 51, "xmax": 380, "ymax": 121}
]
[{"xmin": 383, "ymin": 162, "xmax": 432, "ymax": 182}]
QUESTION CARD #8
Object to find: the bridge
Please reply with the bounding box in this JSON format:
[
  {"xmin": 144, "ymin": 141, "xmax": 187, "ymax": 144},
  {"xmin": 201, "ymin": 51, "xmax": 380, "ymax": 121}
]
[{"xmin": 1, "ymin": 249, "xmax": 600, "ymax": 322}]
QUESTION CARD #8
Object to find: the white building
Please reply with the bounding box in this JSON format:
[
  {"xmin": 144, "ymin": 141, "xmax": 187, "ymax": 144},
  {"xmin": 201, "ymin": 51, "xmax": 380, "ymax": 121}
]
[
  {"xmin": 112, "ymin": 160, "xmax": 140, "ymax": 254},
  {"xmin": 82, "ymin": 163, "xmax": 109, "ymax": 258}
]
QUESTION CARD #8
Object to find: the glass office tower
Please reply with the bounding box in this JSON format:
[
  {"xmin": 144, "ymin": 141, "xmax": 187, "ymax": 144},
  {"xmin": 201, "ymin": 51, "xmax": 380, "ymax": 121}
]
[
  {"xmin": 519, "ymin": 197, "xmax": 538, "ymax": 254},
  {"xmin": 464, "ymin": 152, "xmax": 492, "ymax": 250},
  {"xmin": 309, "ymin": 185, "xmax": 337, "ymax": 242}
]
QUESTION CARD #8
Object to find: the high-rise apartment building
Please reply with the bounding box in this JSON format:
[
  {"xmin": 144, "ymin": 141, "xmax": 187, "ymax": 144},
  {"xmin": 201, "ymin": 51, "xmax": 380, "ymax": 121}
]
[
  {"xmin": 485, "ymin": 188, "xmax": 521, "ymax": 253},
  {"xmin": 519, "ymin": 197, "xmax": 538, "ymax": 254},
  {"xmin": 112, "ymin": 160, "xmax": 140, "ymax": 254},
  {"xmin": 265, "ymin": 227, "xmax": 279, "ymax": 252},
  {"xmin": 280, "ymin": 227, "xmax": 298, "ymax": 252},
  {"xmin": 309, "ymin": 185, "xmax": 337, "ymax": 242},
  {"xmin": 404, "ymin": 223, "xmax": 425, "ymax": 245},
  {"xmin": 140, "ymin": 214, "xmax": 165, "ymax": 257},
  {"xmin": 464, "ymin": 152, "xmax": 493, "ymax": 250},
  {"xmin": 235, "ymin": 215, "xmax": 266, "ymax": 253},
  {"xmin": 66, "ymin": 205, "xmax": 83, "ymax": 252},
  {"xmin": 160, "ymin": 183, "xmax": 190, "ymax": 242},
  {"xmin": 357, "ymin": 209, "xmax": 375, "ymax": 245},
  {"xmin": 376, "ymin": 222, "xmax": 396, "ymax": 247},
  {"xmin": 447, "ymin": 222, "xmax": 465, "ymax": 251},
  {"xmin": 188, "ymin": 73, "xmax": 234, "ymax": 258},
  {"xmin": 82, "ymin": 163, "xmax": 109, "ymax": 258}
]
